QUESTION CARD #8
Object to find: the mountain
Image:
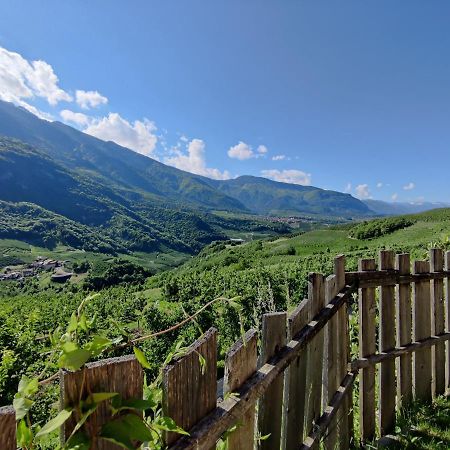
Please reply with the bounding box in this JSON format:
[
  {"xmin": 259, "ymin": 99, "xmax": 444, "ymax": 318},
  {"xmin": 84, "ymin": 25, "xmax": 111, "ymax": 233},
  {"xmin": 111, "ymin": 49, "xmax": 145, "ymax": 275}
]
[
  {"xmin": 0, "ymin": 137, "xmax": 288, "ymax": 254},
  {"xmin": 209, "ymin": 176, "xmax": 371, "ymax": 217},
  {"xmin": 363, "ymin": 199, "xmax": 450, "ymax": 216},
  {"xmin": 0, "ymin": 100, "xmax": 372, "ymax": 219}
]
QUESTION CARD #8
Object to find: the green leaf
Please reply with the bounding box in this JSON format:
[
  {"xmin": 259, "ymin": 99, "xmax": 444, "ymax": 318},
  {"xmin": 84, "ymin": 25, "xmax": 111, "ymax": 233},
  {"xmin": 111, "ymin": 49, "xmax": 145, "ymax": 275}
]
[
  {"xmin": 111, "ymin": 396, "xmax": 156, "ymax": 413},
  {"xmin": 13, "ymin": 396, "xmax": 33, "ymax": 420},
  {"xmin": 17, "ymin": 419, "xmax": 33, "ymax": 448},
  {"xmin": 65, "ymin": 431, "xmax": 90, "ymax": 450},
  {"xmin": 198, "ymin": 353, "xmax": 206, "ymax": 375},
  {"xmin": 85, "ymin": 336, "xmax": 111, "ymax": 357},
  {"xmin": 101, "ymin": 414, "xmax": 152, "ymax": 449},
  {"xmin": 86, "ymin": 392, "xmax": 118, "ymax": 405},
  {"xmin": 18, "ymin": 376, "xmax": 39, "ymax": 397},
  {"xmin": 59, "ymin": 348, "xmax": 91, "ymax": 371},
  {"xmin": 67, "ymin": 313, "xmax": 78, "ymax": 333},
  {"xmin": 154, "ymin": 416, "xmax": 189, "ymax": 436},
  {"xmin": 36, "ymin": 409, "xmax": 73, "ymax": 438},
  {"xmin": 133, "ymin": 347, "xmax": 151, "ymax": 369}
]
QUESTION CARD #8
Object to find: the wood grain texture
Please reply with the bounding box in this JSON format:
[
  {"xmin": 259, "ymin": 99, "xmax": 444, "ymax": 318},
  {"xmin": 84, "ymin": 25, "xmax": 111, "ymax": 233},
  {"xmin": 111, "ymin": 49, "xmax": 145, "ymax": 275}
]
[
  {"xmin": 334, "ymin": 255, "xmax": 352, "ymax": 450},
  {"xmin": 285, "ymin": 299, "xmax": 310, "ymax": 450},
  {"xmin": 304, "ymin": 273, "xmax": 325, "ymax": 450},
  {"xmin": 413, "ymin": 261, "xmax": 432, "ymax": 402},
  {"xmin": 60, "ymin": 354, "xmax": 143, "ymax": 450},
  {"xmin": 163, "ymin": 328, "xmax": 217, "ymax": 447},
  {"xmin": 323, "ymin": 274, "xmax": 339, "ymax": 450},
  {"xmin": 224, "ymin": 329, "xmax": 258, "ymax": 450},
  {"xmin": 258, "ymin": 312, "xmax": 287, "ymax": 450},
  {"xmin": 445, "ymin": 251, "xmax": 450, "ymax": 394},
  {"xmin": 351, "ymin": 332, "xmax": 450, "ymax": 371},
  {"xmin": 379, "ymin": 250, "xmax": 396, "ymax": 436},
  {"xmin": 396, "ymin": 253, "xmax": 412, "ymax": 407},
  {"xmin": 358, "ymin": 258, "xmax": 377, "ymax": 442},
  {"xmin": 430, "ymin": 249, "xmax": 445, "ymax": 396},
  {"xmin": 0, "ymin": 405, "xmax": 16, "ymax": 450}
]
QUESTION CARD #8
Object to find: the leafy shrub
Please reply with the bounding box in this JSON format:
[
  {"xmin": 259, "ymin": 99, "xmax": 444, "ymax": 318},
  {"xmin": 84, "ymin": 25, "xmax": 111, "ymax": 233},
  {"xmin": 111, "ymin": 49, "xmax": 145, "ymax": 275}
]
[{"xmin": 349, "ymin": 217, "xmax": 414, "ymax": 240}]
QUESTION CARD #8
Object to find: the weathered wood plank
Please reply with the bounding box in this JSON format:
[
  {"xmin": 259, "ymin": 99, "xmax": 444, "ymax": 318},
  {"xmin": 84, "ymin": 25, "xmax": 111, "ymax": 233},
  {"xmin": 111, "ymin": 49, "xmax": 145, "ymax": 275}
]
[
  {"xmin": 323, "ymin": 273, "xmax": 339, "ymax": 450},
  {"xmin": 430, "ymin": 249, "xmax": 445, "ymax": 396},
  {"xmin": 224, "ymin": 329, "xmax": 258, "ymax": 450},
  {"xmin": 60, "ymin": 354, "xmax": 143, "ymax": 450},
  {"xmin": 301, "ymin": 372, "xmax": 357, "ymax": 450},
  {"xmin": 413, "ymin": 261, "xmax": 432, "ymax": 402},
  {"xmin": 396, "ymin": 253, "xmax": 412, "ymax": 408},
  {"xmin": 258, "ymin": 312, "xmax": 287, "ymax": 450},
  {"xmin": 285, "ymin": 299, "xmax": 310, "ymax": 450},
  {"xmin": 163, "ymin": 328, "xmax": 217, "ymax": 447},
  {"xmin": 334, "ymin": 255, "xmax": 352, "ymax": 450},
  {"xmin": 358, "ymin": 258, "xmax": 377, "ymax": 442},
  {"xmin": 351, "ymin": 332, "xmax": 450, "ymax": 371},
  {"xmin": 445, "ymin": 251, "xmax": 450, "ymax": 394},
  {"xmin": 0, "ymin": 405, "xmax": 16, "ymax": 450},
  {"xmin": 379, "ymin": 250, "xmax": 396, "ymax": 436},
  {"xmin": 167, "ymin": 285, "xmax": 356, "ymax": 450},
  {"xmin": 304, "ymin": 273, "xmax": 325, "ymax": 449},
  {"xmin": 346, "ymin": 270, "xmax": 450, "ymax": 288}
]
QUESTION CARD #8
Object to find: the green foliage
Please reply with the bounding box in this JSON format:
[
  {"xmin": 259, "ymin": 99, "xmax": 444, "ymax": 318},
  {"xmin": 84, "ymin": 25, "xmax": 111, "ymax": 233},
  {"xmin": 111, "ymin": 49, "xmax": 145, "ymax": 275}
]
[
  {"xmin": 83, "ymin": 259, "xmax": 153, "ymax": 290},
  {"xmin": 349, "ymin": 217, "xmax": 414, "ymax": 240}
]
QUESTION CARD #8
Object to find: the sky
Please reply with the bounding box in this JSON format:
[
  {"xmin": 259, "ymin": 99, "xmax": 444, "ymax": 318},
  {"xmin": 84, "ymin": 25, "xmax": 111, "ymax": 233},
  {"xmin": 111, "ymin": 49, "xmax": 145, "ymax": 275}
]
[{"xmin": 0, "ymin": 1, "xmax": 450, "ymax": 203}]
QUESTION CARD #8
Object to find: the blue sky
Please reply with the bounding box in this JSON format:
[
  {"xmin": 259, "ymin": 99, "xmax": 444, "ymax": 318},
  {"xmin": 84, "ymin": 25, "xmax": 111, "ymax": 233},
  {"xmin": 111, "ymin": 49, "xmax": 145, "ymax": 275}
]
[{"xmin": 1, "ymin": 1, "xmax": 449, "ymax": 203}]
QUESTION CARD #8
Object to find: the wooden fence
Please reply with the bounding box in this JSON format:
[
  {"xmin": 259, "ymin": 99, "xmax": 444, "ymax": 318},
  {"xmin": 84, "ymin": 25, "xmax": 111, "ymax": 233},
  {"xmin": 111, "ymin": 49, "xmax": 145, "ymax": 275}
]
[{"xmin": 1, "ymin": 249, "xmax": 450, "ymax": 449}]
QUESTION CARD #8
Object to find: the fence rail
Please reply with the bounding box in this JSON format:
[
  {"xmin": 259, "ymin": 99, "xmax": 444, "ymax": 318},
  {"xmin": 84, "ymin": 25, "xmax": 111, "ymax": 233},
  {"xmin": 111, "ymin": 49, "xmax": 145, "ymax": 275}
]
[{"xmin": 1, "ymin": 249, "xmax": 450, "ymax": 449}]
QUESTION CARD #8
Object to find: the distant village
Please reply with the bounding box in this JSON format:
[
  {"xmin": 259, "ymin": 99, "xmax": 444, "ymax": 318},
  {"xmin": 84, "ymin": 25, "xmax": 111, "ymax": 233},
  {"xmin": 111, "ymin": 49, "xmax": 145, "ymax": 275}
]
[{"xmin": 0, "ymin": 256, "xmax": 73, "ymax": 283}]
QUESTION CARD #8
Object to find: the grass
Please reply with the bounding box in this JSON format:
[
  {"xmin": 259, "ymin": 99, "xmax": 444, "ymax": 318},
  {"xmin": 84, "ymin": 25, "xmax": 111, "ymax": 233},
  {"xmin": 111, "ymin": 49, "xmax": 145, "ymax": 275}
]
[{"xmin": 370, "ymin": 396, "xmax": 450, "ymax": 449}]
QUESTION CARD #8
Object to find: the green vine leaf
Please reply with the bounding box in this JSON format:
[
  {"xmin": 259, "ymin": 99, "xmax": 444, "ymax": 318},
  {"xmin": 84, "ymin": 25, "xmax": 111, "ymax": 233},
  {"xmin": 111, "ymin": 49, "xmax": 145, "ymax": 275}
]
[
  {"xmin": 133, "ymin": 346, "xmax": 151, "ymax": 369},
  {"xmin": 13, "ymin": 396, "xmax": 33, "ymax": 420},
  {"xmin": 35, "ymin": 408, "xmax": 73, "ymax": 438},
  {"xmin": 101, "ymin": 414, "xmax": 153, "ymax": 449},
  {"xmin": 58, "ymin": 348, "xmax": 91, "ymax": 371}
]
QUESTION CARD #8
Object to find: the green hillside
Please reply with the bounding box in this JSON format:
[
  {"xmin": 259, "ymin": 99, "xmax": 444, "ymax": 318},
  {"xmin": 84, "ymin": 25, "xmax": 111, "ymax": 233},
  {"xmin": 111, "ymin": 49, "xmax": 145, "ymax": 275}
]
[
  {"xmin": 210, "ymin": 175, "xmax": 372, "ymax": 217},
  {"xmin": 0, "ymin": 100, "xmax": 373, "ymax": 218}
]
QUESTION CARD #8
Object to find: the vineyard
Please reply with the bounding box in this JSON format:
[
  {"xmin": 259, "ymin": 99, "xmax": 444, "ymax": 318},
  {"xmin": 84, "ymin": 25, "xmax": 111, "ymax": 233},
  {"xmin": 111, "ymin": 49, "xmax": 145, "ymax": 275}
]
[{"xmin": 1, "ymin": 248, "xmax": 450, "ymax": 449}]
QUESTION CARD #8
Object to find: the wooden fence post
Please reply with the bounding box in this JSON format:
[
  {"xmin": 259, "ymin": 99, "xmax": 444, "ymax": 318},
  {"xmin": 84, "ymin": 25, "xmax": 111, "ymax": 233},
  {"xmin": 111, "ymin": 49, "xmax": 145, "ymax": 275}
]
[
  {"xmin": 60, "ymin": 354, "xmax": 143, "ymax": 450},
  {"xmin": 430, "ymin": 248, "xmax": 445, "ymax": 397},
  {"xmin": 412, "ymin": 261, "xmax": 432, "ymax": 402},
  {"xmin": 445, "ymin": 251, "xmax": 450, "ymax": 394},
  {"xmin": 323, "ymin": 272, "xmax": 339, "ymax": 450},
  {"xmin": 304, "ymin": 273, "xmax": 325, "ymax": 449},
  {"xmin": 325, "ymin": 256, "xmax": 348, "ymax": 450},
  {"xmin": 285, "ymin": 299, "xmax": 310, "ymax": 450},
  {"xmin": 224, "ymin": 329, "xmax": 258, "ymax": 450},
  {"xmin": 358, "ymin": 258, "xmax": 377, "ymax": 442},
  {"xmin": 258, "ymin": 312, "xmax": 287, "ymax": 450},
  {"xmin": 379, "ymin": 250, "xmax": 396, "ymax": 435},
  {"xmin": 0, "ymin": 405, "xmax": 16, "ymax": 450},
  {"xmin": 334, "ymin": 255, "xmax": 352, "ymax": 450},
  {"xmin": 163, "ymin": 328, "xmax": 217, "ymax": 448},
  {"xmin": 396, "ymin": 253, "xmax": 412, "ymax": 407}
]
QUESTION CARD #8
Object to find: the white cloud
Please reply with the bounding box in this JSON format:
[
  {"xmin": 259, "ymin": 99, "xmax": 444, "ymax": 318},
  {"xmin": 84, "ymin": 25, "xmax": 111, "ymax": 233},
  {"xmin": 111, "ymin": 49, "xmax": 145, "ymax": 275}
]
[
  {"xmin": 227, "ymin": 141, "xmax": 255, "ymax": 160},
  {"xmin": 76, "ymin": 90, "xmax": 108, "ymax": 109},
  {"xmin": 392, "ymin": 193, "xmax": 398, "ymax": 201},
  {"xmin": 344, "ymin": 183, "xmax": 352, "ymax": 193},
  {"xmin": 272, "ymin": 154, "xmax": 286, "ymax": 161},
  {"xmin": 60, "ymin": 109, "xmax": 90, "ymax": 126},
  {"xmin": 261, "ymin": 169, "xmax": 312, "ymax": 185},
  {"xmin": 376, "ymin": 182, "xmax": 383, "ymax": 188},
  {"xmin": 257, "ymin": 145, "xmax": 268, "ymax": 154},
  {"xmin": 403, "ymin": 182, "xmax": 415, "ymax": 191},
  {"xmin": 355, "ymin": 184, "xmax": 371, "ymax": 199},
  {"xmin": 0, "ymin": 46, "xmax": 72, "ymax": 110},
  {"xmin": 84, "ymin": 113, "xmax": 157, "ymax": 156},
  {"xmin": 165, "ymin": 139, "xmax": 231, "ymax": 180}
]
